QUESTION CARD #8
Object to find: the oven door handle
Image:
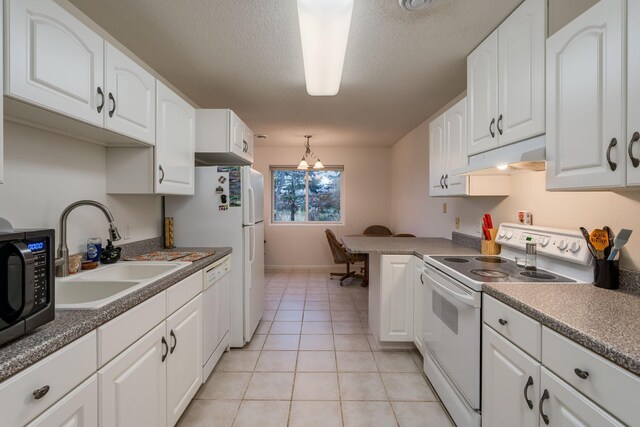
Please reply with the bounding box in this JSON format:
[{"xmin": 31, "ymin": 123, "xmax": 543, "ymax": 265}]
[{"xmin": 424, "ymin": 269, "xmax": 480, "ymax": 307}]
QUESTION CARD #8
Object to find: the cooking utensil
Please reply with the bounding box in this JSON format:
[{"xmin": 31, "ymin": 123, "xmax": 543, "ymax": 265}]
[
  {"xmin": 589, "ymin": 229, "xmax": 609, "ymax": 259},
  {"xmin": 607, "ymin": 229, "xmax": 633, "ymax": 261},
  {"xmin": 603, "ymin": 226, "xmax": 614, "ymax": 258},
  {"xmin": 579, "ymin": 227, "xmax": 597, "ymax": 258},
  {"xmin": 484, "ymin": 214, "xmax": 493, "ymax": 229},
  {"xmin": 482, "ymin": 225, "xmax": 492, "ymax": 241}
]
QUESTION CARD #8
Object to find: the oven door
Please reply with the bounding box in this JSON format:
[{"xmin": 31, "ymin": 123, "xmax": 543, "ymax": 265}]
[
  {"xmin": 0, "ymin": 241, "xmax": 35, "ymax": 327},
  {"xmin": 422, "ymin": 262, "xmax": 481, "ymax": 408}
]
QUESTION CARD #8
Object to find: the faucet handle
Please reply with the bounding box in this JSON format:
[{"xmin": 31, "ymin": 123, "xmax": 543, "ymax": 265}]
[{"xmin": 109, "ymin": 223, "xmax": 122, "ymax": 241}]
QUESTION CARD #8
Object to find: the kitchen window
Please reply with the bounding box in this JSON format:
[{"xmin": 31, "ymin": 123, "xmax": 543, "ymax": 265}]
[{"xmin": 271, "ymin": 167, "xmax": 344, "ymax": 224}]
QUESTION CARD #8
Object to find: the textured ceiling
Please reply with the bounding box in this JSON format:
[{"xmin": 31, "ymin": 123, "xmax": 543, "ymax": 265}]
[{"xmin": 67, "ymin": 0, "xmax": 521, "ymax": 147}]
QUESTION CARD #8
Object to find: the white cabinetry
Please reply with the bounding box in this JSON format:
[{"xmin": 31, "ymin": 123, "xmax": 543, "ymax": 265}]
[
  {"xmin": 203, "ymin": 258, "xmax": 231, "ymax": 380},
  {"xmin": 379, "ymin": 255, "xmax": 414, "ymax": 342},
  {"xmin": 0, "ymin": 4, "xmax": 4, "ymax": 185},
  {"xmin": 546, "ymin": 0, "xmax": 626, "ymax": 190},
  {"xmin": 467, "ymin": 0, "xmax": 545, "ymax": 156},
  {"xmin": 413, "ymin": 260, "xmax": 425, "ymax": 356},
  {"xmin": 628, "ymin": 0, "xmax": 640, "ymax": 185},
  {"xmin": 27, "ymin": 376, "xmax": 98, "ymax": 427},
  {"xmin": 429, "ymin": 112, "xmax": 446, "ymax": 196},
  {"xmin": 195, "ymin": 109, "xmax": 254, "ymax": 165}
]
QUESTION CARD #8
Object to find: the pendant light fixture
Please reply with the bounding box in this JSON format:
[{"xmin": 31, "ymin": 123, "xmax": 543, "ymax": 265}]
[
  {"xmin": 297, "ymin": 0, "xmax": 354, "ymax": 96},
  {"xmin": 297, "ymin": 135, "xmax": 324, "ymax": 170}
]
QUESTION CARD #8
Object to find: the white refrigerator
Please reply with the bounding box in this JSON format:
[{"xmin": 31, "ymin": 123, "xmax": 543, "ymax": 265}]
[{"xmin": 166, "ymin": 166, "xmax": 264, "ymax": 347}]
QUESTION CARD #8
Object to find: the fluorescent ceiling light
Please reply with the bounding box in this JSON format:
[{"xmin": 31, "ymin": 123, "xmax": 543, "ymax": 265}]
[
  {"xmin": 297, "ymin": 0, "xmax": 354, "ymax": 96},
  {"xmin": 496, "ymin": 164, "xmax": 509, "ymax": 170}
]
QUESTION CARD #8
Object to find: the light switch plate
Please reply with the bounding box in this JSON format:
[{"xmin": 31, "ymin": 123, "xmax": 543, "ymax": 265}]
[{"xmin": 442, "ymin": 203, "xmax": 447, "ymax": 214}]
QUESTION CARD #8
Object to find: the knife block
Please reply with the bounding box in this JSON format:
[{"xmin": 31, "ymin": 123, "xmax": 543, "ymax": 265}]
[{"xmin": 481, "ymin": 228, "xmax": 501, "ymax": 255}]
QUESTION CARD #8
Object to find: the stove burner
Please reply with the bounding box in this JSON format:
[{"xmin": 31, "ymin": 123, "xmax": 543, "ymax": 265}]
[
  {"xmin": 470, "ymin": 269, "xmax": 509, "ymax": 278},
  {"xmin": 475, "ymin": 257, "xmax": 507, "ymax": 264},
  {"xmin": 443, "ymin": 257, "xmax": 470, "ymax": 263},
  {"xmin": 520, "ymin": 271, "xmax": 557, "ymax": 280}
]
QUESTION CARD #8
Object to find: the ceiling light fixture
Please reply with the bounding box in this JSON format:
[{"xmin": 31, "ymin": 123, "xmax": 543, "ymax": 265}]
[
  {"xmin": 297, "ymin": 0, "xmax": 354, "ymax": 96},
  {"xmin": 398, "ymin": 0, "xmax": 433, "ymax": 11},
  {"xmin": 297, "ymin": 135, "xmax": 324, "ymax": 170},
  {"xmin": 496, "ymin": 164, "xmax": 509, "ymax": 171}
]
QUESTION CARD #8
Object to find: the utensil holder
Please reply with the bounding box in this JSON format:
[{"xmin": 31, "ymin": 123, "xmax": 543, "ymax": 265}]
[
  {"xmin": 594, "ymin": 259, "xmax": 619, "ymax": 290},
  {"xmin": 164, "ymin": 217, "xmax": 175, "ymax": 249},
  {"xmin": 481, "ymin": 228, "xmax": 501, "ymax": 255}
]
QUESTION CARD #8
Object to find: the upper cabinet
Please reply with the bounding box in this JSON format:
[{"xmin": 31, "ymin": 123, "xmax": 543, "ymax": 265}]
[
  {"xmin": 628, "ymin": 0, "xmax": 640, "ymax": 186},
  {"xmin": 195, "ymin": 109, "xmax": 254, "ymax": 165},
  {"xmin": 429, "ymin": 98, "xmax": 509, "ymax": 197},
  {"xmin": 546, "ymin": 0, "xmax": 626, "ymax": 190},
  {"xmin": 467, "ymin": 0, "xmax": 546, "ymax": 156}
]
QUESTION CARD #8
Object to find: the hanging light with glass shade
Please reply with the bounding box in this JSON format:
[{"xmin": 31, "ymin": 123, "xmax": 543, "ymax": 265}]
[{"xmin": 297, "ymin": 135, "xmax": 324, "ymax": 170}]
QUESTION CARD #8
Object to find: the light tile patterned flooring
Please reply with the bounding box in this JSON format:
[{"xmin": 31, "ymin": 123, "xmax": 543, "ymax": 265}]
[{"xmin": 178, "ymin": 268, "xmax": 454, "ymax": 427}]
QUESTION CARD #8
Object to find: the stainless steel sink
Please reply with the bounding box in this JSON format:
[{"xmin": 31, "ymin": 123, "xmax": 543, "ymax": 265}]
[{"xmin": 55, "ymin": 261, "xmax": 191, "ymax": 310}]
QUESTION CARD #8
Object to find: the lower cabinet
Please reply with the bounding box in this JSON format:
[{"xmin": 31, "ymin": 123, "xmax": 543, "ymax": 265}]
[
  {"xmin": 27, "ymin": 376, "xmax": 98, "ymax": 427},
  {"xmin": 413, "ymin": 261, "xmax": 425, "ymax": 355},
  {"xmin": 379, "ymin": 255, "xmax": 414, "ymax": 342}
]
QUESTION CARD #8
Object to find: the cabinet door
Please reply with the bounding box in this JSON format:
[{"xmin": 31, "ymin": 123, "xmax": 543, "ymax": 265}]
[
  {"xmin": 105, "ymin": 43, "xmax": 156, "ymax": 145},
  {"xmin": 482, "ymin": 325, "xmax": 539, "ymax": 427},
  {"xmin": 5, "ymin": 0, "xmax": 104, "ymax": 127},
  {"xmin": 156, "ymin": 82, "xmax": 195, "ymax": 195},
  {"xmin": 540, "ymin": 368, "xmax": 625, "ymax": 427},
  {"xmin": 429, "ymin": 113, "xmax": 446, "ymax": 196},
  {"xmin": 99, "ymin": 322, "xmax": 167, "ymax": 427},
  {"xmin": 244, "ymin": 125, "xmax": 254, "ymax": 163},
  {"xmin": 0, "ymin": 3, "xmax": 3, "ymax": 185},
  {"xmin": 627, "ymin": 0, "xmax": 640, "ymax": 186},
  {"xmin": 230, "ymin": 112, "xmax": 246, "ymax": 158},
  {"xmin": 166, "ymin": 295, "xmax": 203, "ymax": 426},
  {"xmin": 546, "ymin": 0, "xmax": 626, "ymax": 190},
  {"xmin": 467, "ymin": 30, "xmax": 499, "ymax": 156},
  {"xmin": 497, "ymin": 0, "xmax": 546, "ymax": 146},
  {"xmin": 26, "ymin": 375, "xmax": 98, "ymax": 427},
  {"xmin": 444, "ymin": 97, "xmax": 469, "ymax": 196},
  {"xmin": 380, "ymin": 255, "xmax": 414, "ymax": 342},
  {"xmin": 413, "ymin": 264, "xmax": 424, "ymax": 356}
]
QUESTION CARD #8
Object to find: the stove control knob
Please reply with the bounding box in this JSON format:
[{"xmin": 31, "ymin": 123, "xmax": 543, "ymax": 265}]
[
  {"xmin": 570, "ymin": 241, "xmax": 581, "ymax": 253},
  {"xmin": 558, "ymin": 240, "xmax": 568, "ymax": 251},
  {"xmin": 506, "ymin": 231, "xmax": 513, "ymax": 240},
  {"xmin": 498, "ymin": 229, "xmax": 506, "ymax": 238},
  {"xmin": 540, "ymin": 237, "xmax": 550, "ymax": 247}
]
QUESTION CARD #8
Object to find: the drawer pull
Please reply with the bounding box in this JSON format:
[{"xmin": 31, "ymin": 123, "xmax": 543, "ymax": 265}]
[
  {"xmin": 498, "ymin": 318, "xmax": 508, "ymax": 325},
  {"xmin": 170, "ymin": 330, "xmax": 177, "ymax": 354},
  {"xmin": 161, "ymin": 336, "xmax": 168, "ymax": 362},
  {"xmin": 539, "ymin": 389, "xmax": 550, "ymax": 425},
  {"xmin": 32, "ymin": 385, "xmax": 50, "ymax": 400},
  {"xmin": 574, "ymin": 368, "xmax": 589, "ymax": 379},
  {"xmin": 523, "ymin": 376, "xmax": 534, "ymax": 409}
]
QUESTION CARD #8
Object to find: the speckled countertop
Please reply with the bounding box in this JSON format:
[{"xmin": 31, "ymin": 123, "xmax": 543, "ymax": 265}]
[
  {"xmin": 0, "ymin": 246, "xmax": 231, "ymax": 383},
  {"xmin": 341, "ymin": 236, "xmax": 480, "ymax": 258},
  {"xmin": 484, "ymin": 283, "xmax": 640, "ymax": 376}
]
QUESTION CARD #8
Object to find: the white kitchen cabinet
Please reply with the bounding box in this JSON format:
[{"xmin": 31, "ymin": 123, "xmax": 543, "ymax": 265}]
[
  {"xmin": 26, "ymin": 376, "xmax": 98, "ymax": 427},
  {"xmin": 104, "ymin": 43, "xmax": 156, "ymax": 145},
  {"xmin": 0, "ymin": 4, "xmax": 4, "ymax": 185},
  {"xmin": 482, "ymin": 325, "xmax": 540, "ymax": 427},
  {"xmin": 379, "ymin": 255, "xmax": 414, "ymax": 342},
  {"xmin": 627, "ymin": 0, "xmax": 640, "ymax": 186},
  {"xmin": 5, "ymin": 0, "xmax": 104, "ymax": 127},
  {"xmin": 429, "ymin": 113, "xmax": 446, "ymax": 196},
  {"xmin": 467, "ymin": 0, "xmax": 545, "ymax": 156},
  {"xmin": 540, "ymin": 368, "xmax": 625, "ymax": 427},
  {"xmin": 166, "ymin": 296, "xmax": 202, "ymax": 426},
  {"xmin": 195, "ymin": 109, "xmax": 254, "ymax": 165},
  {"xmin": 413, "ymin": 260, "xmax": 425, "ymax": 356},
  {"xmin": 444, "ymin": 98, "xmax": 469, "ymax": 195},
  {"xmin": 546, "ymin": 0, "xmax": 626, "ymax": 190}
]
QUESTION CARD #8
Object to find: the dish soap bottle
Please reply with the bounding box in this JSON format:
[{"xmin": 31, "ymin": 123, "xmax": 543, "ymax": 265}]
[{"xmin": 100, "ymin": 240, "xmax": 122, "ymax": 264}]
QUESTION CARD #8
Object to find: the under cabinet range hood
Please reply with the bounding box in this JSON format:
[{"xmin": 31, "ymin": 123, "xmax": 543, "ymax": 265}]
[{"xmin": 454, "ymin": 135, "xmax": 547, "ymax": 176}]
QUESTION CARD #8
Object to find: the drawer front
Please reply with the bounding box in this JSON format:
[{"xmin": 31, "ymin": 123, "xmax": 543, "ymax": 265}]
[
  {"xmin": 98, "ymin": 291, "xmax": 166, "ymax": 366},
  {"xmin": 26, "ymin": 375, "xmax": 98, "ymax": 427},
  {"xmin": 0, "ymin": 331, "xmax": 97, "ymax": 427},
  {"xmin": 167, "ymin": 271, "xmax": 203, "ymax": 315},
  {"xmin": 483, "ymin": 294, "xmax": 541, "ymax": 360},
  {"xmin": 542, "ymin": 327, "xmax": 640, "ymax": 426}
]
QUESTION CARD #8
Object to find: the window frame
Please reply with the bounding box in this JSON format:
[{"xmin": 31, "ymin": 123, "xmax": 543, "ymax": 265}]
[{"xmin": 270, "ymin": 165, "xmax": 345, "ymax": 226}]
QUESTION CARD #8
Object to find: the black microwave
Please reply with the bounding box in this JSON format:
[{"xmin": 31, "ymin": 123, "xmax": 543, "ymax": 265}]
[{"xmin": 0, "ymin": 228, "xmax": 55, "ymax": 347}]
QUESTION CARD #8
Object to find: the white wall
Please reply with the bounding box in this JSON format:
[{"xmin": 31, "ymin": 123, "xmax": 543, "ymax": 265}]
[
  {"xmin": 0, "ymin": 121, "xmax": 162, "ymax": 254},
  {"xmin": 254, "ymin": 145, "xmax": 391, "ymax": 267},
  {"xmin": 390, "ymin": 101, "xmax": 640, "ymax": 271}
]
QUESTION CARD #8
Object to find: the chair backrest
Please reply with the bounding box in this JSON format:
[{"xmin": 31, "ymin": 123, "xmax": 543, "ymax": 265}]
[
  {"xmin": 363, "ymin": 225, "xmax": 393, "ymax": 236},
  {"xmin": 394, "ymin": 233, "xmax": 416, "ymax": 237},
  {"xmin": 325, "ymin": 229, "xmax": 350, "ymax": 264}
]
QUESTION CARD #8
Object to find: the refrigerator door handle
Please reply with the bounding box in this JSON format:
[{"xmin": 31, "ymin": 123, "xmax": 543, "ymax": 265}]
[
  {"xmin": 248, "ymin": 186, "xmax": 255, "ymax": 224},
  {"xmin": 249, "ymin": 226, "xmax": 256, "ymax": 265}
]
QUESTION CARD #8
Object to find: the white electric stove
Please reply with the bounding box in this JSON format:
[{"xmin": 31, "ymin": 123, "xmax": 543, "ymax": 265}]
[{"xmin": 420, "ymin": 223, "xmax": 594, "ymax": 427}]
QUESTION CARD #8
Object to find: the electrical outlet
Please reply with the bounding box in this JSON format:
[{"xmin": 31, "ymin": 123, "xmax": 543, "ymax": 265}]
[
  {"xmin": 455, "ymin": 217, "xmax": 461, "ymax": 229},
  {"xmin": 124, "ymin": 223, "xmax": 132, "ymax": 240},
  {"xmin": 442, "ymin": 203, "xmax": 447, "ymax": 214}
]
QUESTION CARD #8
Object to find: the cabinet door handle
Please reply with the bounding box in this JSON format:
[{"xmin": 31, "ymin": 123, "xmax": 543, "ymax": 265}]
[
  {"xmin": 420, "ymin": 274, "xmax": 424, "ymax": 284},
  {"xmin": 439, "ymin": 175, "xmax": 444, "ymax": 189},
  {"xmin": 497, "ymin": 114, "xmax": 503, "ymax": 135},
  {"xmin": 170, "ymin": 330, "xmax": 177, "ymax": 354},
  {"xmin": 523, "ymin": 376, "xmax": 534, "ymax": 409},
  {"xmin": 574, "ymin": 368, "xmax": 589, "ymax": 379},
  {"xmin": 159, "ymin": 165, "xmax": 165, "ymax": 184},
  {"xmin": 32, "ymin": 385, "xmax": 50, "ymax": 400},
  {"xmin": 161, "ymin": 336, "xmax": 168, "ymax": 362},
  {"xmin": 108, "ymin": 93, "xmax": 116, "ymax": 118},
  {"xmin": 489, "ymin": 118, "xmax": 496, "ymax": 138},
  {"xmin": 606, "ymin": 138, "xmax": 618, "ymax": 171},
  {"xmin": 629, "ymin": 132, "xmax": 640, "ymax": 168},
  {"xmin": 498, "ymin": 318, "xmax": 508, "ymax": 325},
  {"xmin": 539, "ymin": 389, "xmax": 550, "ymax": 425},
  {"xmin": 444, "ymin": 174, "xmax": 448, "ymax": 189},
  {"xmin": 97, "ymin": 87, "xmax": 105, "ymax": 113}
]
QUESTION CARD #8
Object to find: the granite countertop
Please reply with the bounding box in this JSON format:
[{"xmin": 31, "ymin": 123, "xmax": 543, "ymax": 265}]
[
  {"xmin": 484, "ymin": 283, "xmax": 640, "ymax": 376},
  {"xmin": 341, "ymin": 236, "xmax": 480, "ymax": 258},
  {"xmin": 0, "ymin": 246, "xmax": 232, "ymax": 383}
]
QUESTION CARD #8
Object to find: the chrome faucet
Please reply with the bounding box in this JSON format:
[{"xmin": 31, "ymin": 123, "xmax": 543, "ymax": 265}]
[{"xmin": 56, "ymin": 200, "xmax": 122, "ymax": 277}]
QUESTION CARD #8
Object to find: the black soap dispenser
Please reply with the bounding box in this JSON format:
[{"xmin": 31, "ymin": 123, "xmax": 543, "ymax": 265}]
[{"xmin": 100, "ymin": 239, "xmax": 122, "ymax": 264}]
